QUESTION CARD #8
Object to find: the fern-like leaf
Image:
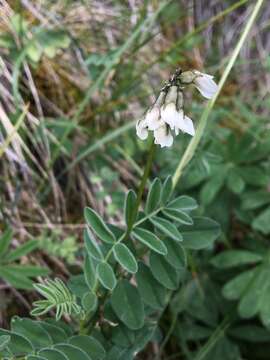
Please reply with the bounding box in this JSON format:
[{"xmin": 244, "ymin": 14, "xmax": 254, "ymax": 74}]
[{"xmin": 31, "ymin": 278, "xmax": 81, "ymax": 320}]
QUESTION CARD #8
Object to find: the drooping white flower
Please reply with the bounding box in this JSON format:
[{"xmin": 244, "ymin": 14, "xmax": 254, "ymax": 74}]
[
  {"xmin": 142, "ymin": 91, "xmax": 166, "ymax": 130},
  {"xmin": 136, "ymin": 119, "xmax": 148, "ymax": 140},
  {"xmin": 154, "ymin": 124, "xmax": 173, "ymax": 148},
  {"xmin": 145, "ymin": 107, "xmax": 161, "ymax": 130},
  {"xmin": 182, "ymin": 114, "xmax": 195, "ymax": 136},
  {"xmin": 172, "ymin": 109, "xmax": 195, "ymax": 136},
  {"xmin": 160, "ymin": 86, "xmax": 182, "ymax": 129},
  {"xmin": 193, "ymin": 71, "xmax": 218, "ymax": 99}
]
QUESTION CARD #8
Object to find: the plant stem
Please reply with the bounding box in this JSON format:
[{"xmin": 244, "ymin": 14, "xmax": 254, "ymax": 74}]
[
  {"xmin": 172, "ymin": 0, "xmax": 265, "ymax": 188},
  {"xmin": 132, "ymin": 139, "xmax": 156, "ymax": 226}
]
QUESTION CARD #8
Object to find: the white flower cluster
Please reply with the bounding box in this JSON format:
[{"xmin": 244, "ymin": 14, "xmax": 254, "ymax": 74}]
[{"xmin": 136, "ymin": 70, "xmax": 218, "ymax": 147}]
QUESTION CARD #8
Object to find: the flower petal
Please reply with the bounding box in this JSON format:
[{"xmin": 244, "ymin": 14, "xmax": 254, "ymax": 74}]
[
  {"xmin": 183, "ymin": 115, "xmax": 195, "ymax": 136},
  {"xmin": 154, "ymin": 125, "xmax": 173, "ymax": 148},
  {"xmin": 145, "ymin": 107, "xmax": 162, "ymax": 130},
  {"xmin": 136, "ymin": 119, "xmax": 148, "ymax": 140},
  {"xmin": 194, "ymin": 72, "xmax": 218, "ymax": 99}
]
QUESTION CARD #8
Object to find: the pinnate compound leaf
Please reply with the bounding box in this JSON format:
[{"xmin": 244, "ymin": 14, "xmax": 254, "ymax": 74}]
[
  {"xmin": 111, "ymin": 280, "xmax": 144, "ymax": 330},
  {"xmin": 84, "ymin": 207, "xmax": 115, "ymax": 243},
  {"xmin": 132, "ymin": 227, "xmax": 167, "ymax": 255}
]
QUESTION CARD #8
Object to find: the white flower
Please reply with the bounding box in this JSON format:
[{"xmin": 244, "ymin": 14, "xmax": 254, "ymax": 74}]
[
  {"xmin": 136, "ymin": 119, "xmax": 148, "ymax": 140},
  {"xmin": 182, "ymin": 114, "xmax": 195, "ymax": 136},
  {"xmin": 193, "ymin": 71, "xmax": 218, "ymax": 99},
  {"xmin": 160, "ymin": 102, "xmax": 180, "ymax": 129},
  {"xmin": 154, "ymin": 124, "xmax": 173, "ymax": 148},
  {"xmin": 173, "ymin": 110, "xmax": 195, "ymax": 136},
  {"xmin": 145, "ymin": 107, "xmax": 162, "ymax": 130}
]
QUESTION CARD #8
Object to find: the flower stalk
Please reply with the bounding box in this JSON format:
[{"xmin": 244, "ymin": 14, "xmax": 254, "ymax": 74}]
[{"xmin": 172, "ymin": 0, "xmax": 265, "ymax": 189}]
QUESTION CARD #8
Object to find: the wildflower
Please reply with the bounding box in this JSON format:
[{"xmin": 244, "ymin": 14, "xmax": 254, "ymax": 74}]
[
  {"xmin": 145, "ymin": 91, "xmax": 166, "ymax": 130},
  {"xmin": 136, "ymin": 119, "xmax": 148, "ymax": 140},
  {"xmin": 154, "ymin": 124, "xmax": 173, "ymax": 148},
  {"xmin": 174, "ymin": 110, "xmax": 195, "ymax": 136},
  {"xmin": 193, "ymin": 71, "xmax": 218, "ymax": 99}
]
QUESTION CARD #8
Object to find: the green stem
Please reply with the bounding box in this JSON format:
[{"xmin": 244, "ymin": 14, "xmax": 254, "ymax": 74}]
[
  {"xmin": 172, "ymin": 0, "xmax": 265, "ymax": 188},
  {"xmin": 132, "ymin": 139, "xmax": 156, "ymax": 226}
]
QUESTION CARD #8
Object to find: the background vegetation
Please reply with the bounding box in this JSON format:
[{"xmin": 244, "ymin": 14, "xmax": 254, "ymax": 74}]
[{"xmin": 0, "ymin": 0, "xmax": 270, "ymax": 359}]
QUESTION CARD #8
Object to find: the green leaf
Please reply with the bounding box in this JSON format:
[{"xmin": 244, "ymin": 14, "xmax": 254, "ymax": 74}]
[
  {"xmin": 260, "ymin": 280, "xmax": 270, "ymax": 328},
  {"xmin": 238, "ymin": 267, "xmax": 269, "ymax": 319},
  {"xmin": 229, "ymin": 325, "xmax": 270, "ymax": 343},
  {"xmin": 0, "ymin": 228, "xmax": 12, "ymax": 257},
  {"xmin": 37, "ymin": 321, "xmax": 67, "ymax": 344},
  {"xmin": 4, "ymin": 240, "xmax": 39, "ymax": 262},
  {"xmin": 96, "ymin": 262, "xmax": 116, "ymax": 290},
  {"xmin": 84, "ymin": 207, "xmax": 115, "ymax": 244},
  {"xmin": 0, "ymin": 266, "xmax": 34, "ymax": 289},
  {"xmin": 242, "ymin": 190, "xmax": 270, "ymax": 210},
  {"xmin": 241, "ymin": 166, "xmax": 268, "ymax": 186},
  {"xmin": 54, "ymin": 343, "xmax": 91, "ymax": 360},
  {"xmin": 211, "ymin": 250, "xmax": 262, "ymax": 268},
  {"xmin": 145, "ymin": 178, "xmax": 162, "ymax": 214},
  {"xmin": 252, "ymin": 207, "xmax": 270, "ymax": 235},
  {"xmin": 113, "ymin": 243, "xmax": 138, "ymax": 273},
  {"xmin": 27, "ymin": 356, "xmax": 46, "ymax": 360},
  {"xmin": 162, "ymin": 208, "xmax": 193, "ymax": 225},
  {"xmin": 84, "ymin": 254, "xmax": 96, "ymax": 290},
  {"xmin": 132, "ymin": 227, "xmax": 167, "ymax": 255},
  {"xmin": 226, "ymin": 168, "xmax": 245, "ymax": 194},
  {"xmin": 222, "ymin": 268, "xmax": 257, "ymax": 300},
  {"xmin": 136, "ymin": 262, "xmax": 167, "ymax": 310},
  {"xmin": 200, "ymin": 171, "xmax": 226, "ymax": 205},
  {"xmin": 161, "ymin": 175, "xmax": 173, "ymax": 204},
  {"xmin": 150, "ymin": 216, "xmax": 183, "ymax": 242},
  {"xmin": 0, "ymin": 335, "xmax": 10, "ymax": 351},
  {"xmin": 0, "ymin": 329, "xmax": 33, "ymax": 356},
  {"xmin": 180, "ymin": 217, "xmax": 220, "ymax": 249},
  {"xmin": 11, "ymin": 317, "xmax": 52, "ymax": 349},
  {"xmin": 167, "ymin": 195, "xmax": 198, "ymax": 212},
  {"xmin": 124, "ymin": 190, "xmax": 137, "ymax": 228},
  {"xmin": 68, "ymin": 335, "xmax": 106, "ymax": 360},
  {"xmin": 149, "ymin": 252, "xmax": 181, "ymax": 290},
  {"xmin": 111, "ymin": 280, "xmax": 144, "ymax": 330},
  {"xmin": 163, "ymin": 238, "xmax": 187, "ymax": 269},
  {"xmin": 82, "ymin": 292, "xmax": 98, "ymax": 312},
  {"xmin": 38, "ymin": 348, "xmax": 68, "ymax": 360},
  {"xmin": 84, "ymin": 228, "xmax": 103, "ymax": 261}
]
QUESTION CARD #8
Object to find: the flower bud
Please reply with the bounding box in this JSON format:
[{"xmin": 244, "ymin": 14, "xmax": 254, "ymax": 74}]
[{"xmin": 179, "ymin": 71, "xmax": 196, "ymax": 84}]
